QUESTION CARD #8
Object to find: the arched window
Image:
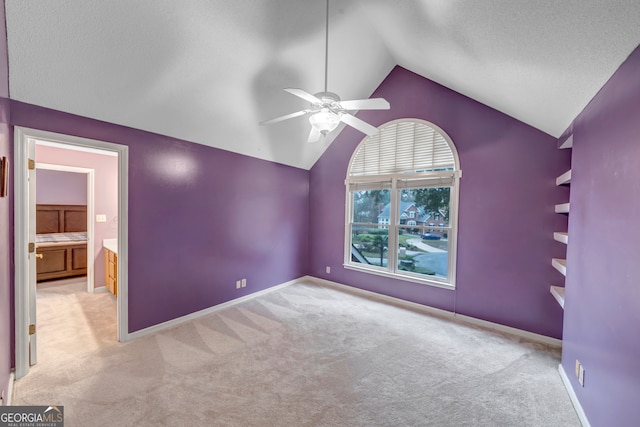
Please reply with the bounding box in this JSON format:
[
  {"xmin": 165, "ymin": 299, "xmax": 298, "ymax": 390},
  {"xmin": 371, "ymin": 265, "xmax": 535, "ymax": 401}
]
[{"xmin": 345, "ymin": 119, "xmax": 461, "ymax": 288}]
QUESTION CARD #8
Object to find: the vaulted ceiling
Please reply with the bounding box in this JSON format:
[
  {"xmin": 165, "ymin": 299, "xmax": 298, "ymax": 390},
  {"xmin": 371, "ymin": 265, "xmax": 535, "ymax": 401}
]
[{"xmin": 6, "ymin": 1, "xmax": 640, "ymax": 169}]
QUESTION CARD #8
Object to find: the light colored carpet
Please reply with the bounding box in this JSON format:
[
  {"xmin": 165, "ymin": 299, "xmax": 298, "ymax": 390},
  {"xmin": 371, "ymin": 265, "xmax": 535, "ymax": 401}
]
[{"xmin": 13, "ymin": 279, "xmax": 580, "ymax": 426}]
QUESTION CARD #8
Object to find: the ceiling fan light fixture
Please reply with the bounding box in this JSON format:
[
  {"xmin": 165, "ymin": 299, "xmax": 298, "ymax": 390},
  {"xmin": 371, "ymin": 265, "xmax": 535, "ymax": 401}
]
[{"xmin": 309, "ymin": 109, "xmax": 340, "ymax": 135}]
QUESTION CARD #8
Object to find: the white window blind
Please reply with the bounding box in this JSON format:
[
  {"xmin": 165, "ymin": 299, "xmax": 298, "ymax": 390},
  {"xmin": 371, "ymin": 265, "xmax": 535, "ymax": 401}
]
[
  {"xmin": 395, "ymin": 172, "xmax": 455, "ymax": 189},
  {"xmin": 347, "ymin": 180, "xmax": 392, "ymax": 192},
  {"xmin": 349, "ymin": 121, "xmax": 455, "ymax": 176}
]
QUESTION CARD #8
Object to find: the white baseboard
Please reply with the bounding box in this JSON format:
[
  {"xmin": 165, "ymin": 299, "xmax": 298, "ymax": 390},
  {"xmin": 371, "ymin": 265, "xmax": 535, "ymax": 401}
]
[
  {"xmin": 2, "ymin": 372, "xmax": 14, "ymax": 406},
  {"xmin": 123, "ymin": 274, "xmax": 562, "ymax": 349},
  {"xmin": 305, "ymin": 275, "xmax": 562, "ymax": 348},
  {"xmin": 124, "ymin": 277, "xmax": 300, "ymax": 341},
  {"xmin": 558, "ymin": 364, "xmax": 591, "ymax": 427},
  {"xmin": 454, "ymin": 312, "xmax": 562, "ymax": 347}
]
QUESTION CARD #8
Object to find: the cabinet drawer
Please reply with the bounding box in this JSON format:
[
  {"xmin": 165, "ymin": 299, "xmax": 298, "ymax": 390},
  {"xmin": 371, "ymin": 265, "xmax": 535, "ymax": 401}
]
[{"xmin": 108, "ymin": 250, "xmax": 116, "ymax": 263}]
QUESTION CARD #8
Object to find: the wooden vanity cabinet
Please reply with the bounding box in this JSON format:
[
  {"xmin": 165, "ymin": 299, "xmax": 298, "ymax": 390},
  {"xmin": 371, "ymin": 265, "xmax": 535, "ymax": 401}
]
[
  {"xmin": 36, "ymin": 243, "xmax": 87, "ymax": 282},
  {"xmin": 104, "ymin": 248, "xmax": 118, "ymax": 296}
]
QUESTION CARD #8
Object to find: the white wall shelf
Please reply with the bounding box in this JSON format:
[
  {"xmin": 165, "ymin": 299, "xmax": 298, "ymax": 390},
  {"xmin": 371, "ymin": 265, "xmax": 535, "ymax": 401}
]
[
  {"xmin": 552, "ymin": 258, "xmax": 567, "ymax": 276},
  {"xmin": 553, "ymin": 134, "xmax": 571, "ymax": 312},
  {"xmin": 554, "ymin": 232, "xmax": 569, "ymax": 244},
  {"xmin": 550, "ymin": 286, "xmax": 566, "ymax": 309},
  {"xmin": 559, "ymin": 135, "xmax": 573, "ymax": 149},
  {"xmin": 556, "ymin": 169, "xmax": 572, "ymax": 186}
]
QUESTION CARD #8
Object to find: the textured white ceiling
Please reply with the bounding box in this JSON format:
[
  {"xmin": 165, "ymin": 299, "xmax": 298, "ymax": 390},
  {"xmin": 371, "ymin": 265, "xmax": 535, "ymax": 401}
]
[{"xmin": 5, "ymin": 1, "xmax": 640, "ymax": 169}]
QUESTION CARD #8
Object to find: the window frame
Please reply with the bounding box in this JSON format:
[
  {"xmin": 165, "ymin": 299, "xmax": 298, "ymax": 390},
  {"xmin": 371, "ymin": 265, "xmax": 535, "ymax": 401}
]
[{"xmin": 343, "ymin": 119, "xmax": 461, "ymax": 290}]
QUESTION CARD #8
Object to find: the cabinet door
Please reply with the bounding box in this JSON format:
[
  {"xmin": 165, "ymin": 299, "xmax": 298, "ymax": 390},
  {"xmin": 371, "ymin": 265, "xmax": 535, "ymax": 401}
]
[
  {"xmin": 37, "ymin": 248, "xmax": 67, "ymax": 275},
  {"xmin": 108, "ymin": 277, "xmax": 116, "ymax": 295},
  {"xmin": 71, "ymin": 246, "xmax": 87, "ymax": 271},
  {"xmin": 104, "ymin": 250, "xmax": 110, "ymax": 289},
  {"xmin": 112, "ymin": 253, "xmax": 118, "ymax": 296},
  {"xmin": 108, "ymin": 260, "xmax": 115, "ymax": 278}
]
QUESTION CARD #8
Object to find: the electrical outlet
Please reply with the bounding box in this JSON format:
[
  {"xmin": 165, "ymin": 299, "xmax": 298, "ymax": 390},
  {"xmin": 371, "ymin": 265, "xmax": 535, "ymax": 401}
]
[
  {"xmin": 578, "ymin": 364, "xmax": 585, "ymax": 387},
  {"xmin": 326, "ymin": 266, "xmax": 331, "ymax": 274},
  {"xmin": 236, "ymin": 280, "xmax": 241, "ymax": 289},
  {"xmin": 241, "ymin": 279, "xmax": 246, "ymax": 288},
  {"xmin": 96, "ymin": 214, "xmax": 107, "ymax": 223}
]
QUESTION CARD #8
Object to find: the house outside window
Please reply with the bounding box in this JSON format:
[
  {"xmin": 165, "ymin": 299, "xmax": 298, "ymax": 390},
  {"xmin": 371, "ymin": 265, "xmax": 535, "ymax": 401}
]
[{"xmin": 345, "ymin": 119, "xmax": 461, "ymax": 289}]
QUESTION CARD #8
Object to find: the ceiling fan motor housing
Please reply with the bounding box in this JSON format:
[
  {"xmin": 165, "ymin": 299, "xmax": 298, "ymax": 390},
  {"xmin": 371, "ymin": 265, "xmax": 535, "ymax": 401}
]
[{"xmin": 313, "ymin": 91, "xmax": 341, "ymax": 107}]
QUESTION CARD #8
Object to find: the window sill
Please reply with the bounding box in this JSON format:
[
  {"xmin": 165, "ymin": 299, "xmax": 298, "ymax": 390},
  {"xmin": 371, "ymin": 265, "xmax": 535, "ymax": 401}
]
[{"xmin": 343, "ymin": 263, "xmax": 455, "ymax": 290}]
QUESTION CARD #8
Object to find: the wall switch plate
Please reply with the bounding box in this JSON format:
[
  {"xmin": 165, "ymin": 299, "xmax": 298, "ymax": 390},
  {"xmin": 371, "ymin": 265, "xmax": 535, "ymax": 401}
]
[
  {"xmin": 236, "ymin": 280, "xmax": 241, "ymax": 289},
  {"xmin": 578, "ymin": 364, "xmax": 585, "ymax": 387},
  {"xmin": 326, "ymin": 266, "xmax": 331, "ymax": 274},
  {"xmin": 241, "ymin": 279, "xmax": 246, "ymax": 288},
  {"xmin": 96, "ymin": 214, "xmax": 107, "ymax": 223},
  {"xmin": 575, "ymin": 360, "xmax": 581, "ymax": 378}
]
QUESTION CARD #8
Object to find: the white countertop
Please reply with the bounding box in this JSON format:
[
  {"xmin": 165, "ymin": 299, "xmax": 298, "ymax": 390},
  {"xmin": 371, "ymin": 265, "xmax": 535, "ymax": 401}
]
[{"xmin": 103, "ymin": 238, "xmax": 117, "ymax": 254}]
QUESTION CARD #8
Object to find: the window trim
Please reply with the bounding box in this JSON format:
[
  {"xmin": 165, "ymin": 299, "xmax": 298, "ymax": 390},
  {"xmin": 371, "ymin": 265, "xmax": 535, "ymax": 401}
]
[{"xmin": 343, "ymin": 119, "xmax": 461, "ymax": 290}]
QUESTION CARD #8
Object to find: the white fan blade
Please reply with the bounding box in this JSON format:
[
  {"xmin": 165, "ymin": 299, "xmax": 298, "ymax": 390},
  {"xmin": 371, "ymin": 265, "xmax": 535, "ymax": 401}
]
[
  {"xmin": 339, "ymin": 98, "xmax": 390, "ymax": 110},
  {"xmin": 284, "ymin": 88, "xmax": 323, "ymax": 105},
  {"xmin": 339, "ymin": 113, "xmax": 379, "ymax": 136},
  {"xmin": 308, "ymin": 127, "xmax": 322, "ymax": 143},
  {"xmin": 259, "ymin": 110, "xmax": 309, "ymax": 126}
]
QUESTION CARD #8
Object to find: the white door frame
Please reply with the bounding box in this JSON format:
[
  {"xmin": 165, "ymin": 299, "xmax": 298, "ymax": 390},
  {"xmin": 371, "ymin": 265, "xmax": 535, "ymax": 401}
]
[
  {"xmin": 14, "ymin": 126, "xmax": 129, "ymax": 379},
  {"xmin": 36, "ymin": 162, "xmax": 96, "ymax": 292}
]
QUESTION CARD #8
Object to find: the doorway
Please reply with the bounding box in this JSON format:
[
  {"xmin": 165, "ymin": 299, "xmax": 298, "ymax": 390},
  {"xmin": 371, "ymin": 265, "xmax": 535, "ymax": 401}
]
[
  {"xmin": 14, "ymin": 127, "xmax": 129, "ymax": 379},
  {"xmin": 35, "ymin": 162, "xmax": 95, "ymax": 291}
]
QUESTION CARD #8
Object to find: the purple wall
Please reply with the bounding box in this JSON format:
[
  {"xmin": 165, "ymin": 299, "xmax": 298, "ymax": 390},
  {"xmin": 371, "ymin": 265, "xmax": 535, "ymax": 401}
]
[
  {"xmin": 309, "ymin": 66, "xmax": 570, "ymax": 338},
  {"xmin": 561, "ymin": 44, "xmax": 640, "ymax": 425},
  {"xmin": 36, "ymin": 169, "xmax": 88, "ymax": 205},
  {"xmin": 11, "ymin": 100, "xmax": 309, "ymax": 332},
  {"xmin": 0, "ymin": 0, "xmax": 12, "ymax": 403},
  {"xmin": 35, "ymin": 147, "xmax": 117, "ymax": 287}
]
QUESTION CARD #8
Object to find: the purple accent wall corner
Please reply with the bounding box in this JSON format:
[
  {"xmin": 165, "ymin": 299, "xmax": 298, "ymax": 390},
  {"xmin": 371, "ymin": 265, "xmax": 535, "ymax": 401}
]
[
  {"xmin": 561, "ymin": 43, "xmax": 640, "ymax": 425},
  {"xmin": 310, "ymin": 66, "xmax": 570, "ymax": 338}
]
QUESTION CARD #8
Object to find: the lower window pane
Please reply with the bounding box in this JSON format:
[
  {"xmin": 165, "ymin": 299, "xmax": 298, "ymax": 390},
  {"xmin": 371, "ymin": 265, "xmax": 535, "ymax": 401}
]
[
  {"xmin": 350, "ymin": 225, "xmax": 388, "ymax": 267},
  {"xmin": 397, "ymin": 227, "xmax": 449, "ymax": 279}
]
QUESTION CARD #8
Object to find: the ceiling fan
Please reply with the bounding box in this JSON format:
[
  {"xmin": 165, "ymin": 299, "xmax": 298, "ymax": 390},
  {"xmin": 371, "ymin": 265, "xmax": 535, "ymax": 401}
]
[{"xmin": 259, "ymin": 0, "xmax": 390, "ymax": 143}]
